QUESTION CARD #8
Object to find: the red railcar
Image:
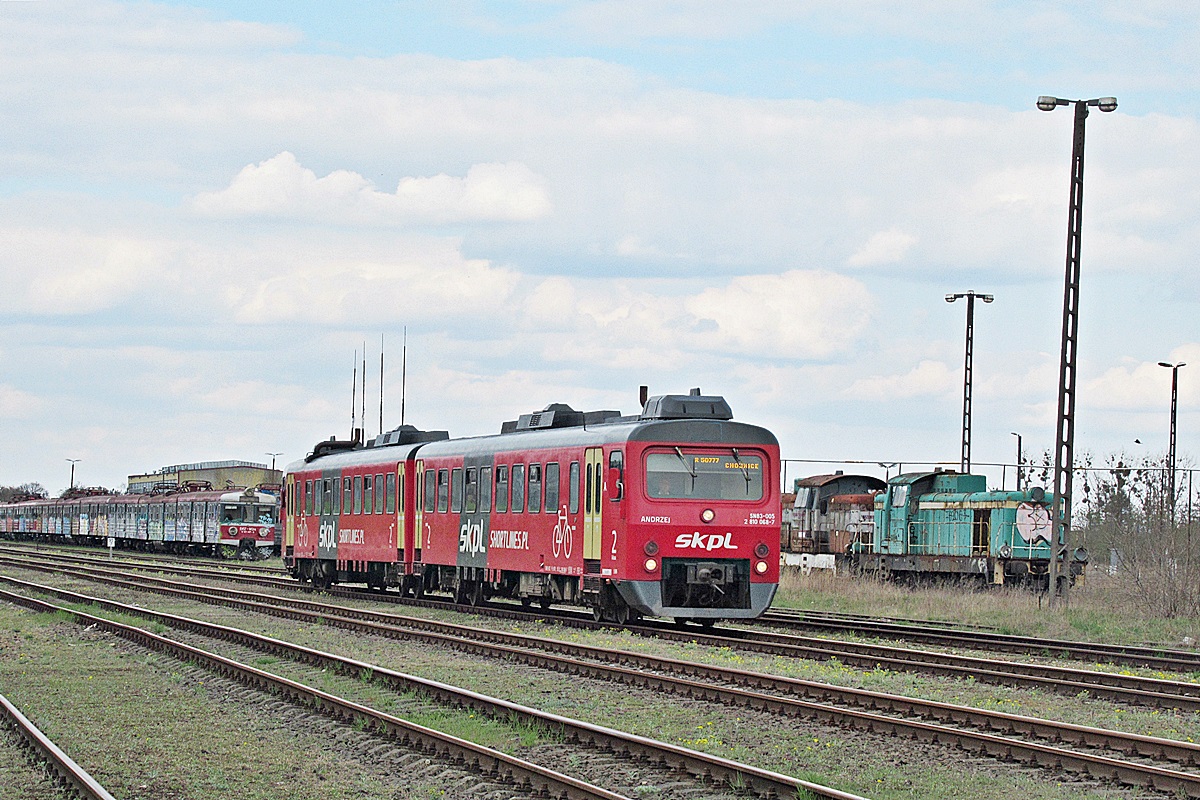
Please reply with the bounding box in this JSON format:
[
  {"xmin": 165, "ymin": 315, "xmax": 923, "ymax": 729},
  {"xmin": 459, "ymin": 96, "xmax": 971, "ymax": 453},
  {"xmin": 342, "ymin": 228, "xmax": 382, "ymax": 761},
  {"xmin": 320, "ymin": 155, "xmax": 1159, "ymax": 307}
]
[{"xmin": 283, "ymin": 393, "xmax": 780, "ymax": 624}]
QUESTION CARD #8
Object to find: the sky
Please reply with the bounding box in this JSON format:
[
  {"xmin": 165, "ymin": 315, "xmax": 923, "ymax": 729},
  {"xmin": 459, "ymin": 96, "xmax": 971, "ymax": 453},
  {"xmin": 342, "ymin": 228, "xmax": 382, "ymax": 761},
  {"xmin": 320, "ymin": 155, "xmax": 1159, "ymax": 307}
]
[{"xmin": 0, "ymin": 1, "xmax": 1197, "ymax": 495}]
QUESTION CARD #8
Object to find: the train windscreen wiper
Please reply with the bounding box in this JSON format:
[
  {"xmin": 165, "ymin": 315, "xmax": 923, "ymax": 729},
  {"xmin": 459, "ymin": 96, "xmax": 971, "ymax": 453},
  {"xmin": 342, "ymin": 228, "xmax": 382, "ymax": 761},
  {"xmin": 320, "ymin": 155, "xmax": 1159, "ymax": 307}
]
[{"xmin": 674, "ymin": 447, "xmax": 697, "ymax": 478}]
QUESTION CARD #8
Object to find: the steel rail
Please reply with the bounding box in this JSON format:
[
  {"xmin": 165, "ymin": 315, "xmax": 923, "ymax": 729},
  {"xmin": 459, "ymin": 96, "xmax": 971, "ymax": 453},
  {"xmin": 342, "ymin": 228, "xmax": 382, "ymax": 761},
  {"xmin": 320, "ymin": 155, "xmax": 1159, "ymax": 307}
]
[
  {"xmin": 753, "ymin": 608, "xmax": 1200, "ymax": 672},
  {"xmin": 0, "ymin": 585, "xmax": 867, "ymax": 800},
  {"xmin": 9, "ymin": 570, "xmax": 1200, "ymax": 781},
  {"xmin": 760, "ymin": 607, "xmax": 1000, "ymax": 631},
  {"xmin": 0, "ymin": 692, "xmax": 118, "ymax": 800},
  {"xmin": 5, "ymin": 552, "xmax": 1200, "ymax": 715}
]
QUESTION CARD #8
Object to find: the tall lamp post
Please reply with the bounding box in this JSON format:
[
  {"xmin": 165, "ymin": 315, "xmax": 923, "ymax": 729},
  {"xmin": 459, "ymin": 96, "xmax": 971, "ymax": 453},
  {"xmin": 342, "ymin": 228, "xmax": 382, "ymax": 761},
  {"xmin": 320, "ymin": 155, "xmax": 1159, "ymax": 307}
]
[
  {"xmin": 1038, "ymin": 94, "xmax": 1117, "ymax": 607},
  {"xmin": 946, "ymin": 290, "xmax": 993, "ymax": 473},
  {"xmin": 66, "ymin": 459, "xmax": 80, "ymax": 492},
  {"xmin": 1011, "ymin": 432, "xmax": 1023, "ymax": 491},
  {"xmin": 266, "ymin": 452, "xmax": 282, "ymax": 473},
  {"xmin": 1158, "ymin": 361, "xmax": 1186, "ymax": 522}
]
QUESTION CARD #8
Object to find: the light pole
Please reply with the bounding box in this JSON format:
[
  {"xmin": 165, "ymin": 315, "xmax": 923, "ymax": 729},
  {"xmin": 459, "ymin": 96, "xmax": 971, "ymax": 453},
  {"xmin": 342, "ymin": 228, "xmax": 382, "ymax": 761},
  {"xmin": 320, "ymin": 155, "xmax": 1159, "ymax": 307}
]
[
  {"xmin": 1158, "ymin": 361, "xmax": 1186, "ymax": 522},
  {"xmin": 266, "ymin": 452, "xmax": 282, "ymax": 473},
  {"xmin": 1011, "ymin": 432, "xmax": 1022, "ymax": 491},
  {"xmin": 66, "ymin": 459, "xmax": 80, "ymax": 492},
  {"xmin": 1038, "ymin": 94, "xmax": 1117, "ymax": 607},
  {"xmin": 946, "ymin": 291, "xmax": 993, "ymax": 473}
]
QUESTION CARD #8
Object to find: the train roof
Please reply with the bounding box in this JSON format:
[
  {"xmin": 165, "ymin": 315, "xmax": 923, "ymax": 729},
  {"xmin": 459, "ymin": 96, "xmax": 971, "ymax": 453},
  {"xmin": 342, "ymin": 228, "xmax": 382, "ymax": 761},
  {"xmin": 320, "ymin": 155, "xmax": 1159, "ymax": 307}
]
[
  {"xmin": 795, "ymin": 473, "xmax": 885, "ymax": 490},
  {"xmin": 289, "ymin": 393, "xmax": 777, "ymax": 473}
]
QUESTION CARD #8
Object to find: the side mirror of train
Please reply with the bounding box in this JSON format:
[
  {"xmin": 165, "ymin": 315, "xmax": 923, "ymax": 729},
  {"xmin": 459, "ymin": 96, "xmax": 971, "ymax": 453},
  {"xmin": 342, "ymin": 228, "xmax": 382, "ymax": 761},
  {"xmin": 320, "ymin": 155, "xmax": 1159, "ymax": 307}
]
[{"xmin": 608, "ymin": 467, "xmax": 624, "ymax": 501}]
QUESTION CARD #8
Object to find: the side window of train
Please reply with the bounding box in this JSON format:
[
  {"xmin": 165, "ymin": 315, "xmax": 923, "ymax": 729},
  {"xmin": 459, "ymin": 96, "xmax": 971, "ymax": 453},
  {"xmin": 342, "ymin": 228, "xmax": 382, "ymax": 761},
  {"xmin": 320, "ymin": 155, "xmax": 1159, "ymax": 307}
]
[
  {"xmin": 586, "ymin": 462, "xmax": 593, "ymax": 513},
  {"xmin": 479, "ymin": 467, "xmax": 492, "ymax": 512},
  {"xmin": 464, "ymin": 468, "xmax": 478, "ymax": 513},
  {"xmin": 569, "ymin": 461, "xmax": 580, "ymax": 514},
  {"xmin": 511, "ymin": 464, "xmax": 525, "ymax": 513},
  {"xmin": 495, "ymin": 466, "xmax": 508, "ymax": 513},
  {"xmin": 354, "ymin": 476, "xmax": 363, "ymax": 514},
  {"xmin": 385, "ymin": 472, "xmax": 396, "ymax": 514},
  {"xmin": 437, "ymin": 469, "xmax": 449, "ymax": 513},
  {"xmin": 375, "ymin": 474, "xmax": 385, "ymax": 513},
  {"xmin": 363, "ymin": 475, "xmax": 373, "ymax": 514},
  {"xmin": 891, "ymin": 485, "xmax": 909, "ymax": 508},
  {"xmin": 451, "ymin": 468, "xmax": 464, "ymax": 513},
  {"xmin": 608, "ymin": 450, "xmax": 624, "ymax": 500},
  {"xmin": 341, "ymin": 477, "xmax": 351, "ymax": 514},
  {"xmin": 528, "ymin": 464, "xmax": 542, "ymax": 514},
  {"xmin": 424, "ymin": 469, "xmax": 437, "ymax": 513},
  {"xmin": 545, "ymin": 462, "xmax": 560, "ymax": 511}
]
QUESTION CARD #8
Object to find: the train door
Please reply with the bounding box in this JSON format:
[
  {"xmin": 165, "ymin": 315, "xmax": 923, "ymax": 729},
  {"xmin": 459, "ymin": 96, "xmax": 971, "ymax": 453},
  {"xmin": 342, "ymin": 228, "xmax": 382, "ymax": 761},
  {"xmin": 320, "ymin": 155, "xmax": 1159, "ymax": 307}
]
[
  {"xmin": 394, "ymin": 463, "xmax": 405, "ymax": 557},
  {"xmin": 583, "ymin": 447, "xmax": 603, "ymax": 561},
  {"xmin": 414, "ymin": 461, "xmax": 425, "ymax": 557},
  {"xmin": 884, "ymin": 484, "xmax": 909, "ymax": 553},
  {"xmin": 285, "ymin": 474, "xmax": 296, "ymax": 549},
  {"xmin": 972, "ymin": 509, "xmax": 990, "ymax": 554}
]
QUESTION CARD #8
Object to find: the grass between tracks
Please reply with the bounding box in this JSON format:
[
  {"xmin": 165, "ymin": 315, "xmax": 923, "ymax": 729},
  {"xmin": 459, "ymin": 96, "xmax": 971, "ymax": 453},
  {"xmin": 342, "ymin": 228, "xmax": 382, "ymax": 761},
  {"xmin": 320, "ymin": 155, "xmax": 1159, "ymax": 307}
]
[{"xmin": 773, "ymin": 567, "xmax": 1200, "ymax": 649}]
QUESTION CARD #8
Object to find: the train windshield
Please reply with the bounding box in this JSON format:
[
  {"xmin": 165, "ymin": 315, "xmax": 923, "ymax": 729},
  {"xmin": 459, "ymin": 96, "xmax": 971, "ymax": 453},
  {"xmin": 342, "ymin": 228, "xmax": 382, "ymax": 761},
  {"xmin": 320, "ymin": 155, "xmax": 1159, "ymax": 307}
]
[
  {"xmin": 220, "ymin": 504, "xmax": 244, "ymax": 523},
  {"xmin": 254, "ymin": 504, "xmax": 277, "ymax": 524},
  {"xmin": 645, "ymin": 450, "xmax": 764, "ymax": 501}
]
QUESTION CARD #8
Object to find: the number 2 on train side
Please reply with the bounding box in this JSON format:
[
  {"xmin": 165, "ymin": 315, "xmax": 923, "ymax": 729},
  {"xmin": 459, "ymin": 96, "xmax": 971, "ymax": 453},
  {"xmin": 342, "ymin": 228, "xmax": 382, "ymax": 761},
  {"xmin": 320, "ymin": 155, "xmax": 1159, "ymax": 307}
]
[{"xmin": 611, "ymin": 528, "xmax": 617, "ymax": 559}]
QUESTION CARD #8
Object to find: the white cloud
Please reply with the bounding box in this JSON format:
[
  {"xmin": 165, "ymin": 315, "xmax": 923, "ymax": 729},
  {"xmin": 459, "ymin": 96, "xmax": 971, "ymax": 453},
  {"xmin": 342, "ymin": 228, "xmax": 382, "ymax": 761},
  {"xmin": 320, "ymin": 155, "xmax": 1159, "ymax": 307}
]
[
  {"xmin": 0, "ymin": 226, "xmax": 169, "ymax": 314},
  {"xmin": 1085, "ymin": 346, "xmax": 1200, "ymax": 411},
  {"xmin": 0, "ymin": 385, "xmax": 40, "ymax": 418},
  {"xmin": 685, "ymin": 270, "xmax": 873, "ymax": 359},
  {"xmin": 224, "ymin": 243, "xmax": 520, "ymax": 326},
  {"xmin": 191, "ymin": 152, "xmax": 551, "ymax": 225},
  {"xmin": 846, "ymin": 360, "xmax": 957, "ymax": 401},
  {"xmin": 846, "ymin": 227, "xmax": 919, "ymax": 267}
]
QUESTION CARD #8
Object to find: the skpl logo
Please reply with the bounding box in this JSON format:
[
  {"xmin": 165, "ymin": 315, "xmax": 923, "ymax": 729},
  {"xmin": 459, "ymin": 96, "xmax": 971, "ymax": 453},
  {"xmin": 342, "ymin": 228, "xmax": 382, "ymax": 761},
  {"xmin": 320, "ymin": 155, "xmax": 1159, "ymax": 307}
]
[
  {"xmin": 318, "ymin": 519, "xmax": 337, "ymax": 550},
  {"xmin": 459, "ymin": 519, "xmax": 485, "ymax": 556},
  {"xmin": 675, "ymin": 532, "xmax": 738, "ymax": 552}
]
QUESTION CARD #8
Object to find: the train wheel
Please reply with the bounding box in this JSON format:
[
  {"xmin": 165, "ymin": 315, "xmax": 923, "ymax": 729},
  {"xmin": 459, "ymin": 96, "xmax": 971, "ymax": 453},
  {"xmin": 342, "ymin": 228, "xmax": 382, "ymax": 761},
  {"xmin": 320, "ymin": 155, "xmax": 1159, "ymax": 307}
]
[
  {"xmin": 538, "ymin": 596, "xmax": 552, "ymax": 610},
  {"xmin": 591, "ymin": 603, "xmax": 604, "ymax": 622},
  {"xmin": 613, "ymin": 603, "xmax": 630, "ymax": 625},
  {"xmin": 698, "ymin": 618, "xmax": 716, "ymax": 629},
  {"xmin": 468, "ymin": 581, "xmax": 486, "ymax": 607}
]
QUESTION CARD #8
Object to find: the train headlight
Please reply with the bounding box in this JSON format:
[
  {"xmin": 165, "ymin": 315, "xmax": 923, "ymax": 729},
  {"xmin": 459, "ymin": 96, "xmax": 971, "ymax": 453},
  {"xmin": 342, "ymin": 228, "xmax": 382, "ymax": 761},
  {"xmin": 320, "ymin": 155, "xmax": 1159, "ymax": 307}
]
[
  {"xmin": 999, "ymin": 544, "xmax": 1012, "ymax": 559},
  {"xmin": 754, "ymin": 542, "xmax": 770, "ymax": 558},
  {"xmin": 644, "ymin": 558, "xmax": 658, "ymax": 573},
  {"xmin": 754, "ymin": 560, "xmax": 769, "ymax": 575},
  {"xmin": 643, "ymin": 540, "xmax": 659, "ymax": 556},
  {"xmin": 700, "ymin": 508, "xmax": 715, "ymax": 523}
]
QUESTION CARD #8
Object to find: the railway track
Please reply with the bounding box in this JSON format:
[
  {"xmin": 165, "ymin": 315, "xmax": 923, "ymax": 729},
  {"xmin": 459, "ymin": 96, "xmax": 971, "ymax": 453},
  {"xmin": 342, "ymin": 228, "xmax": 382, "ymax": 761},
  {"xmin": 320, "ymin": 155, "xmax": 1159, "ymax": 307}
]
[
  {"xmin": 0, "ymin": 582, "xmax": 868, "ymax": 800},
  {"xmin": 7, "ymin": 567, "xmax": 1200, "ymax": 796},
  {"xmin": 6, "ymin": 548, "xmax": 1200, "ymax": 717},
  {"xmin": 754, "ymin": 606, "xmax": 1200, "ymax": 673},
  {"xmin": 0, "ymin": 691, "xmax": 118, "ymax": 800},
  {"xmin": 7, "ymin": 541, "xmax": 1199, "ymax": 676}
]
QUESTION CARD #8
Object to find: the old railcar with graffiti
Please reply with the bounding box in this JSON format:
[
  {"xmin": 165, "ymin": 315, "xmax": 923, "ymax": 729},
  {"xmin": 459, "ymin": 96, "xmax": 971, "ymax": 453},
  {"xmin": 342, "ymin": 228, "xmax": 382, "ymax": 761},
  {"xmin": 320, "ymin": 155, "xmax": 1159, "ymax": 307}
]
[{"xmin": 849, "ymin": 470, "xmax": 1086, "ymax": 587}]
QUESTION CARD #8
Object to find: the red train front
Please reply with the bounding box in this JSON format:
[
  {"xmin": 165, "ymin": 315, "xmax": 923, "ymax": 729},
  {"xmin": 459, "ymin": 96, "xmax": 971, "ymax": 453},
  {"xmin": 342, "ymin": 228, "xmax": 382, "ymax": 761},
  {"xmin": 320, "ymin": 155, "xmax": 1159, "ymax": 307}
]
[{"xmin": 283, "ymin": 392, "xmax": 779, "ymax": 625}]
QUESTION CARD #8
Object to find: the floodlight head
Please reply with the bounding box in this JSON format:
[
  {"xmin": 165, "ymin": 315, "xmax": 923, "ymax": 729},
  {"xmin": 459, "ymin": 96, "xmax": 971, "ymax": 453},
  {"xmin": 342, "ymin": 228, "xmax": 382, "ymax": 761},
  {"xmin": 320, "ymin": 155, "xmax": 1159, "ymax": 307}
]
[
  {"xmin": 980, "ymin": 294, "xmax": 994, "ymax": 303},
  {"xmin": 1159, "ymin": 361, "xmax": 1174, "ymax": 368},
  {"xmin": 1097, "ymin": 97, "xmax": 1118, "ymax": 112},
  {"xmin": 1037, "ymin": 96, "xmax": 1064, "ymax": 111},
  {"xmin": 945, "ymin": 294, "xmax": 958, "ymax": 303}
]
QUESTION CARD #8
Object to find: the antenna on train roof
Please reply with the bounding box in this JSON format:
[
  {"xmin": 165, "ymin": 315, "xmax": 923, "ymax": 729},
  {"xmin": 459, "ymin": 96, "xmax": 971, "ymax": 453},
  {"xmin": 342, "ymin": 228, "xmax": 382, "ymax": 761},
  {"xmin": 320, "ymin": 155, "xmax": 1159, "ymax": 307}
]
[
  {"xmin": 350, "ymin": 347, "xmax": 357, "ymax": 441},
  {"xmin": 400, "ymin": 326, "xmax": 407, "ymax": 426},
  {"xmin": 379, "ymin": 332, "xmax": 384, "ymax": 437},
  {"xmin": 361, "ymin": 342, "xmax": 367, "ymax": 441}
]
